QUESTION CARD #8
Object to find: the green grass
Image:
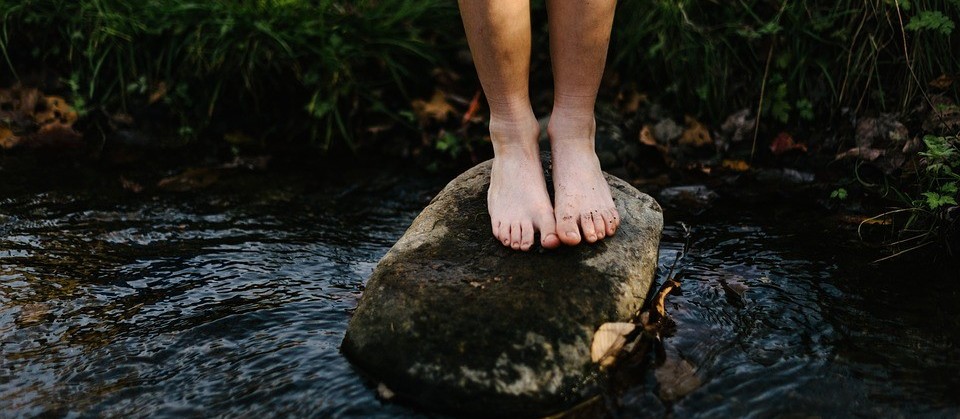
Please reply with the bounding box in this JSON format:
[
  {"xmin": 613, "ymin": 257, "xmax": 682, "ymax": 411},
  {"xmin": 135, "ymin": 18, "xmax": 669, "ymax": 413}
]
[
  {"xmin": 610, "ymin": 0, "xmax": 960, "ymax": 124},
  {"xmin": 0, "ymin": 0, "xmax": 957, "ymax": 150},
  {"xmin": 1, "ymin": 0, "xmax": 459, "ymax": 149}
]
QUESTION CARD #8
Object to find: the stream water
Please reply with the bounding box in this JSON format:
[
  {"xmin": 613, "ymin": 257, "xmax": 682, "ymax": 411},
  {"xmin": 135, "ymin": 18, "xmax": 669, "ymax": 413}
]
[{"xmin": 1, "ymin": 158, "xmax": 958, "ymax": 417}]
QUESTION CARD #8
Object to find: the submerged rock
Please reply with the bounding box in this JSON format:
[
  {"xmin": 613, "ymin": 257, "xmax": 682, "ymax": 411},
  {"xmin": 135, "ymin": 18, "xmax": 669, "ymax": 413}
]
[
  {"xmin": 341, "ymin": 154, "xmax": 663, "ymax": 417},
  {"xmin": 658, "ymin": 185, "xmax": 719, "ymax": 216}
]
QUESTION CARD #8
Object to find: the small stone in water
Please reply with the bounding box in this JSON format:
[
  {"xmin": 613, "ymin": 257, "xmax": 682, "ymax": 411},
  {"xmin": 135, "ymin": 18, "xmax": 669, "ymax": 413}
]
[{"xmin": 377, "ymin": 383, "xmax": 395, "ymax": 401}]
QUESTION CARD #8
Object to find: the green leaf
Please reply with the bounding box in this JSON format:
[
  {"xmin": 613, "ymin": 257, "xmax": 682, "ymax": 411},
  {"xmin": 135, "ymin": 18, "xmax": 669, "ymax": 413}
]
[
  {"xmin": 941, "ymin": 182, "xmax": 958, "ymax": 195},
  {"xmin": 905, "ymin": 11, "xmax": 955, "ymax": 36},
  {"xmin": 830, "ymin": 188, "xmax": 848, "ymax": 200},
  {"xmin": 797, "ymin": 99, "xmax": 814, "ymax": 121},
  {"xmin": 922, "ymin": 191, "xmax": 958, "ymax": 209}
]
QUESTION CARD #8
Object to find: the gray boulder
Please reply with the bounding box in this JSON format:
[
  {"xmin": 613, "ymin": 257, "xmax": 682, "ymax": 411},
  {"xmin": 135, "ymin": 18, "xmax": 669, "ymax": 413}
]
[{"xmin": 342, "ymin": 155, "xmax": 663, "ymax": 417}]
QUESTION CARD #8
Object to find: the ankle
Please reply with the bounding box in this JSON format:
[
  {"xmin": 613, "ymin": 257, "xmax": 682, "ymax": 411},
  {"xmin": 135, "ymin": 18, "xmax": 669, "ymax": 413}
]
[
  {"xmin": 547, "ymin": 110, "xmax": 596, "ymax": 149},
  {"xmin": 489, "ymin": 113, "xmax": 540, "ymax": 156}
]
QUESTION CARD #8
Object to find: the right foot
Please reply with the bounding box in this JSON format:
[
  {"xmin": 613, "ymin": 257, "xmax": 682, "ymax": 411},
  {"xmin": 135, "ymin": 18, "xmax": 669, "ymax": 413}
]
[{"xmin": 487, "ymin": 116, "xmax": 561, "ymax": 251}]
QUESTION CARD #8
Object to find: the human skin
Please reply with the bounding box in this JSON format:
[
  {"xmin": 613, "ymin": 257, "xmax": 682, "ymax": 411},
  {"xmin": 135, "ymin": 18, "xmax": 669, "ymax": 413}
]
[{"xmin": 459, "ymin": 0, "xmax": 620, "ymax": 251}]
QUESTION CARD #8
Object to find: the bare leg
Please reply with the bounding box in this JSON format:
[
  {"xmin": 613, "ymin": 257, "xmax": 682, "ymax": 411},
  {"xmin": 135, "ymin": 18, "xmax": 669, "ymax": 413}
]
[
  {"xmin": 459, "ymin": 0, "xmax": 560, "ymax": 250},
  {"xmin": 546, "ymin": 0, "xmax": 620, "ymax": 245}
]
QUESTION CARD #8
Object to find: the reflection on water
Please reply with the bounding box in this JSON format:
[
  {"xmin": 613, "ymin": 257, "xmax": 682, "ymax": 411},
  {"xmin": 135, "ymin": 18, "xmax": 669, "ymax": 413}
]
[{"xmin": 1, "ymin": 162, "xmax": 958, "ymax": 417}]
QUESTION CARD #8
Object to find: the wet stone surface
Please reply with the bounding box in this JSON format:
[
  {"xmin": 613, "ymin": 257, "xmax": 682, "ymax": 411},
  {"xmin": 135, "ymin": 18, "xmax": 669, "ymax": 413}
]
[{"xmin": 342, "ymin": 155, "xmax": 663, "ymax": 417}]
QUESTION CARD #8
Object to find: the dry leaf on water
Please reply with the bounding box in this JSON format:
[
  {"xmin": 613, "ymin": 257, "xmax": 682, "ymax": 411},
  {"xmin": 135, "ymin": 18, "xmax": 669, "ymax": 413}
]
[{"xmin": 590, "ymin": 322, "xmax": 636, "ymax": 367}]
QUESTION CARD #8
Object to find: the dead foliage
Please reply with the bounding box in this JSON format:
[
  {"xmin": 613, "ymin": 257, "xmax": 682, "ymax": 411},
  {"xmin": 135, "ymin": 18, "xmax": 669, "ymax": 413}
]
[
  {"xmin": 0, "ymin": 85, "xmax": 82, "ymax": 150},
  {"xmin": 588, "ymin": 225, "xmax": 702, "ymax": 404}
]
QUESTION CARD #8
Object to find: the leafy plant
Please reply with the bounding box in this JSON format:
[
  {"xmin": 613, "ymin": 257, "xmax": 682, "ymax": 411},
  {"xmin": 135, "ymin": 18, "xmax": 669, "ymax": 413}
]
[
  {"xmin": 831, "ymin": 188, "xmax": 849, "ymax": 200},
  {"xmin": 906, "ymin": 10, "xmax": 955, "ymax": 35},
  {"xmin": 870, "ymin": 135, "xmax": 960, "ymax": 259},
  {"xmin": 916, "ymin": 135, "xmax": 960, "ymax": 210},
  {"xmin": 610, "ymin": 0, "xmax": 960, "ymax": 125},
  {"xmin": 0, "ymin": 0, "xmax": 459, "ymax": 149}
]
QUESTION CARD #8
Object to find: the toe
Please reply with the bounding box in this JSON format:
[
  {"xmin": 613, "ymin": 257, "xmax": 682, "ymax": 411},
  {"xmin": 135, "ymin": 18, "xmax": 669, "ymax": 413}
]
[
  {"xmin": 492, "ymin": 219, "xmax": 501, "ymax": 240},
  {"xmin": 604, "ymin": 208, "xmax": 619, "ymax": 236},
  {"xmin": 592, "ymin": 211, "xmax": 606, "ymax": 240},
  {"xmin": 520, "ymin": 220, "xmax": 535, "ymax": 251},
  {"xmin": 498, "ymin": 222, "xmax": 511, "ymax": 247},
  {"xmin": 580, "ymin": 212, "xmax": 598, "ymax": 243},
  {"xmin": 510, "ymin": 221, "xmax": 522, "ymax": 250},
  {"xmin": 537, "ymin": 213, "xmax": 561, "ymax": 249},
  {"xmin": 556, "ymin": 212, "xmax": 581, "ymax": 246}
]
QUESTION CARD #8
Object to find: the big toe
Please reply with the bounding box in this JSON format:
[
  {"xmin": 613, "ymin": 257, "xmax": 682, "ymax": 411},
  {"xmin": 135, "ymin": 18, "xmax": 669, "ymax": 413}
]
[
  {"xmin": 556, "ymin": 213, "xmax": 582, "ymax": 246},
  {"xmin": 536, "ymin": 212, "xmax": 561, "ymax": 249}
]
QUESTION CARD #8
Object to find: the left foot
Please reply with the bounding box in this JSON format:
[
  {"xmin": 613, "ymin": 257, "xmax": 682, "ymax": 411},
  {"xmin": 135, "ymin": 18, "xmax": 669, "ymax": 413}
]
[{"xmin": 548, "ymin": 111, "xmax": 620, "ymax": 246}]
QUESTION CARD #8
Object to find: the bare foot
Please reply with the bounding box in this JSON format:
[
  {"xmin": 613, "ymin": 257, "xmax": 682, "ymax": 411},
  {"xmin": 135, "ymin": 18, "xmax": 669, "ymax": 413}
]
[
  {"xmin": 487, "ymin": 116, "xmax": 561, "ymax": 251},
  {"xmin": 548, "ymin": 112, "xmax": 620, "ymax": 246}
]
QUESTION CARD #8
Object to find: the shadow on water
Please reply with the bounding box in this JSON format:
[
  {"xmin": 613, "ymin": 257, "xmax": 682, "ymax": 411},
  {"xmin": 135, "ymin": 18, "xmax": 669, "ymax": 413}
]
[{"xmin": 1, "ymin": 158, "xmax": 958, "ymax": 417}]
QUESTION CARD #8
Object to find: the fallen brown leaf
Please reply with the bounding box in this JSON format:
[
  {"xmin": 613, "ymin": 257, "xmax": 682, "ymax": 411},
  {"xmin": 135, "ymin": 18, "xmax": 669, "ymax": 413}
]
[
  {"xmin": 34, "ymin": 96, "xmax": 77, "ymax": 126},
  {"xmin": 679, "ymin": 115, "xmax": 712, "ymax": 147},
  {"xmin": 835, "ymin": 214, "xmax": 892, "ymax": 225},
  {"xmin": 411, "ymin": 89, "xmax": 456, "ymax": 123},
  {"xmin": 639, "ymin": 124, "xmax": 658, "ymax": 147},
  {"xmin": 149, "ymin": 81, "xmax": 169, "ymax": 104},
  {"xmin": 0, "ymin": 126, "xmax": 19, "ymax": 149},
  {"xmin": 590, "ymin": 322, "xmax": 636, "ymax": 367},
  {"xmin": 19, "ymin": 88, "xmax": 40, "ymax": 117},
  {"xmin": 769, "ymin": 132, "xmax": 807, "ymax": 155},
  {"xmin": 680, "ymin": 115, "xmax": 713, "ymax": 147},
  {"xmin": 929, "ymin": 74, "xmax": 955, "ymax": 90},
  {"xmin": 120, "ymin": 176, "xmax": 145, "ymax": 193},
  {"xmin": 31, "ymin": 123, "xmax": 83, "ymax": 149},
  {"xmin": 619, "ymin": 90, "xmax": 647, "ymax": 114},
  {"xmin": 923, "ymin": 96, "xmax": 960, "ymax": 134},
  {"xmin": 157, "ymin": 168, "xmax": 221, "ymax": 192},
  {"xmin": 461, "ymin": 90, "xmax": 482, "ymax": 126},
  {"xmin": 721, "ymin": 159, "xmax": 750, "ymax": 172},
  {"xmin": 835, "ymin": 147, "xmax": 883, "ymax": 161}
]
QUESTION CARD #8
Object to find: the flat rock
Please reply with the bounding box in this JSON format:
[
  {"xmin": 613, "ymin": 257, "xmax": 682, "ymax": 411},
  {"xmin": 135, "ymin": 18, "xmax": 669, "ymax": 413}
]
[{"xmin": 341, "ymin": 154, "xmax": 663, "ymax": 417}]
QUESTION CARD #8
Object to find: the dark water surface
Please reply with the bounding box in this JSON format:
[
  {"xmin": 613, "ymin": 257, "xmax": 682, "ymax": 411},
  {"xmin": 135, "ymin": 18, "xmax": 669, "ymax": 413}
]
[{"xmin": 1, "ymin": 160, "xmax": 958, "ymax": 417}]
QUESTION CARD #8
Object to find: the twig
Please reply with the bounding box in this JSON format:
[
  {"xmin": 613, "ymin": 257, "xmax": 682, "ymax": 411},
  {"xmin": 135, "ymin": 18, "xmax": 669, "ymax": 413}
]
[
  {"xmin": 872, "ymin": 240, "xmax": 933, "ymax": 263},
  {"xmin": 752, "ymin": 38, "xmax": 776, "ymax": 160},
  {"xmin": 857, "ymin": 207, "xmax": 926, "ymax": 240}
]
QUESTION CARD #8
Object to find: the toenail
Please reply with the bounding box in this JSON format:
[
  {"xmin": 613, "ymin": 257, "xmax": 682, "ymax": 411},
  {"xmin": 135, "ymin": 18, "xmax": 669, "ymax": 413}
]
[{"xmin": 566, "ymin": 231, "xmax": 578, "ymax": 238}]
